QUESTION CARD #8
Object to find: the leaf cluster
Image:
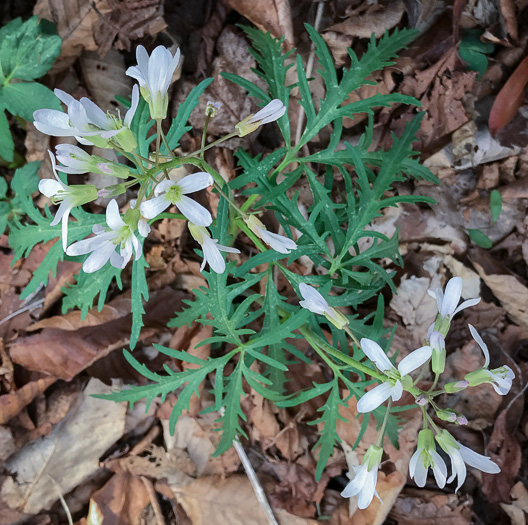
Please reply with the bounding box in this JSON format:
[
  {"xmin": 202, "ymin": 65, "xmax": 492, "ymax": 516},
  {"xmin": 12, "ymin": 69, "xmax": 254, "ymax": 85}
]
[{"xmin": 0, "ymin": 16, "xmax": 62, "ymax": 162}]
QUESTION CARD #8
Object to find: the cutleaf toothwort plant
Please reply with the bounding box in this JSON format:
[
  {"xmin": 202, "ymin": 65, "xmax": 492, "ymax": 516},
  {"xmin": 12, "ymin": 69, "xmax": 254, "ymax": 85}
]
[{"xmin": 10, "ymin": 26, "xmax": 513, "ymax": 508}]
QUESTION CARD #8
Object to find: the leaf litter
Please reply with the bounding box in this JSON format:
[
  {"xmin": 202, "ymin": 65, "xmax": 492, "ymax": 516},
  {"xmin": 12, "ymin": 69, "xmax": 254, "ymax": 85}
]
[{"xmin": 1, "ymin": 0, "xmax": 528, "ymax": 524}]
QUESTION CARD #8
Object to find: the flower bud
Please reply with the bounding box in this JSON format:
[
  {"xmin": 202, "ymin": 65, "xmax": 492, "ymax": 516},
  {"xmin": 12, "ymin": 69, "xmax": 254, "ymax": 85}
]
[
  {"xmin": 444, "ymin": 380, "xmax": 469, "ymax": 393},
  {"xmin": 430, "ymin": 331, "xmax": 446, "ymax": 375},
  {"xmin": 206, "ymin": 101, "xmax": 222, "ymax": 117},
  {"xmin": 436, "ymin": 409, "xmax": 457, "ymax": 422}
]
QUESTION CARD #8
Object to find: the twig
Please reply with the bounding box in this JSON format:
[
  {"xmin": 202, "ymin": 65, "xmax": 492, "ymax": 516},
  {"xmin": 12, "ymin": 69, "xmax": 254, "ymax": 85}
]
[
  {"xmin": 232, "ymin": 439, "xmax": 279, "ymax": 525},
  {"xmin": 294, "ymin": 0, "xmax": 325, "ymax": 147},
  {"xmin": 49, "ymin": 476, "xmax": 73, "ymax": 525},
  {"xmin": 0, "ymin": 298, "xmax": 45, "ymax": 327},
  {"xmin": 141, "ymin": 476, "xmax": 166, "ymax": 525}
]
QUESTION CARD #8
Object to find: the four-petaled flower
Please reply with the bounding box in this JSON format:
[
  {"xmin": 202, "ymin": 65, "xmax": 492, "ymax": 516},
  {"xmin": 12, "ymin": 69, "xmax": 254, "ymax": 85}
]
[
  {"xmin": 245, "ymin": 215, "xmax": 297, "ymax": 254},
  {"xmin": 39, "ymin": 151, "xmax": 97, "ymax": 250},
  {"xmin": 465, "ymin": 325, "xmax": 515, "ymax": 395},
  {"xmin": 236, "ymin": 99, "xmax": 286, "ymax": 137},
  {"xmin": 357, "ymin": 338, "xmax": 432, "ymax": 413},
  {"xmin": 298, "ymin": 283, "xmax": 349, "ymax": 329},
  {"xmin": 140, "ymin": 172, "xmax": 214, "ymax": 226},
  {"xmin": 410, "ymin": 429, "xmax": 448, "ymax": 488},
  {"xmin": 126, "ymin": 45, "xmax": 181, "ymax": 120},
  {"xmin": 66, "ymin": 199, "xmax": 143, "ymax": 273},
  {"xmin": 341, "ymin": 445, "xmax": 383, "ymax": 509},
  {"xmin": 435, "ymin": 430, "xmax": 500, "ymax": 491},
  {"xmin": 188, "ymin": 223, "xmax": 240, "ymax": 274},
  {"xmin": 34, "ymin": 86, "xmax": 139, "ymax": 152}
]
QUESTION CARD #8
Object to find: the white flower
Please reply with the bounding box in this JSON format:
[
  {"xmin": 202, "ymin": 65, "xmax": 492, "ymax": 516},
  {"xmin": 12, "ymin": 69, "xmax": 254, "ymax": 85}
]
[
  {"xmin": 206, "ymin": 100, "xmax": 222, "ymax": 117},
  {"xmin": 245, "ymin": 215, "xmax": 297, "ymax": 254},
  {"xmin": 55, "ymin": 144, "xmax": 130, "ymax": 178},
  {"xmin": 235, "ymin": 99, "xmax": 286, "ymax": 136},
  {"xmin": 341, "ymin": 445, "xmax": 382, "ymax": 509},
  {"xmin": 66, "ymin": 199, "xmax": 142, "ymax": 273},
  {"xmin": 410, "ymin": 429, "xmax": 448, "ymax": 488},
  {"xmin": 34, "ymin": 86, "xmax": 139, "ymax": 152},
  {"xmin": 188, "ymin": 223, "xmax": 240, "ymax": 273},
  {"xmin": 130, "ymin": 199, "xmax": 150, "ymax": 238},
  {"xmin": 357, "ymin": 339, "xmax": 432, "ymax": 413},
  {"xmin": 435, "ymin": 430, "xmax": 500, "ymax": 492},
  {"xmin": 465, "ymin": 325, "xmax": 515, "ymax": 395},
  {"xmin": 39, "ymin": 151, "xmax": 97, "ymax": 251},
  {"xmin": 126, "ymin": 45, "xmax": 181, "ymax": 120},
  {"xmin": 140, "ymin": 172, "xmax": 213, "ymax": 226},
  {"xmin": 298, "ymin": 283, "xmax": 349, "ymax": 329},
  {"xmin": 428, "ymin": 277, "xmax": 480, "ymax": 320}
]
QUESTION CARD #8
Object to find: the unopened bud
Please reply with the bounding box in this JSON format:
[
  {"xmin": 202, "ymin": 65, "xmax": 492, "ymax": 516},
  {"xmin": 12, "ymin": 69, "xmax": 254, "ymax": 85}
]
[
  {"xmin": 97, "ymin": 183, "xmax": 126, "ymax": 199},
  {"xmin": 456, "ymin": 415, "xmax": 468, "ymax": 425},
  {"xmin": 436, "ymin": 409, "xmax": 457, "ymax": 422},
  {"xmin": 444, "ymin": 380, "xmax": 469, "ymax": 393},
  {"xmin": 415, "ymin": 394, "xmax": 428, "ymax": 406}
]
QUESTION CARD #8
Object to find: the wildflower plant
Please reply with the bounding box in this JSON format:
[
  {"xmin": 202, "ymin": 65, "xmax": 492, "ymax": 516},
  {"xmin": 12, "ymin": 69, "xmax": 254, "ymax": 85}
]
[{"xmin": 7, "ymin": 25, "xmax": 513, "ymax": 509}]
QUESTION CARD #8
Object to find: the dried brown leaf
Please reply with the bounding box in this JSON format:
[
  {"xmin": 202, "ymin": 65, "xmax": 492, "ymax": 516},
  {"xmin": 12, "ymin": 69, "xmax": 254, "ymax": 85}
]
[
  {"xmin": 9, "ymin": 288, "xmax": 187, "ymax": 381},
  {"xmin": 489, "ymin": 56, "xmax": 528, "ymax": 136},
  {"xmin": 0, "ymin": 376, "xmax": 56, "ymax": 425}
]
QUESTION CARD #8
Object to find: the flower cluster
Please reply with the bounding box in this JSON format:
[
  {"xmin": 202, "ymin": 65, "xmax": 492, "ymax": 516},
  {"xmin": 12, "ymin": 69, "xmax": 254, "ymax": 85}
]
[
  {"xmin": 297, "ymin": 277, "xmax": 514, "ymax": 509},
  {"xmin": 33, "ymin": 45, "xmax": 293, "ymax": 275}
]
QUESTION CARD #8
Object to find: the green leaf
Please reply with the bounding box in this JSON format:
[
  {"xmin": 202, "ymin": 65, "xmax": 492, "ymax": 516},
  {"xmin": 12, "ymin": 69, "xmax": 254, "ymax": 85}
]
[
  {"xmin": 0, "ymin": 200, "xmax": 9, "ymax": 234},
  {"xmin": 468, "ymin": 228, "xmax": 493, "ymax": 249},
  {"xmin": 62, "ymin": 264, "xmax": 123, "ymax": 318},
  {"xmin": 0, "ymin": 16, "xmax": 61, "ymax": 81},
  {"xmin": 0, "ymin": 176, "xmax": 7, "ymax": 199},
  {"xmin": 0, "ymin": 108, "xmax": 14, "ymax": 162},
  {"xmin": 130, "ymin": 251, "xmax": 149, "ymax": 349},
  {"xmin": 458, "ymin": 29, "xmax": 494, "ymax": 79},
  {"xmin": 490, "ymin": 189, "xmax": 502, "ymax": 223},
  {"xmin": 166, "ymin": 78, "xmax": 213, "ymax": 151},
  {"xmin": 2, "ymin": 82, "xmax": 61, "ymax": 120}
]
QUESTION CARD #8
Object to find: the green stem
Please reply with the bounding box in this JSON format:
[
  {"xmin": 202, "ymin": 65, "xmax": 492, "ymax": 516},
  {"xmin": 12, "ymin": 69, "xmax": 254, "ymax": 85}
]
[
  {"xmin": 155, "ymin": 119, "xmax": 162, "ymax": 167},
  {"xmin": 201, "ymin": 114, "xmax": 212, "ymax": 162},
  {"xmin": 376, "ymin": 398, "xmax": 392, "ymax": 447},
  {"xmin": 344, "ymin": 325, "xmax": 361, "ymax": 348},
  {"xmin": 184, "ymin": 131, "xmax": 237, "ymax": 159}
]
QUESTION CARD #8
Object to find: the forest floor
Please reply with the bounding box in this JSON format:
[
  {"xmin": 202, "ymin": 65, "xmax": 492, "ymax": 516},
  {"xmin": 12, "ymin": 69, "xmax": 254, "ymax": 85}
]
[{"xmin": 1, "ymin": 0, "xmax": 528, "ymax": 524}]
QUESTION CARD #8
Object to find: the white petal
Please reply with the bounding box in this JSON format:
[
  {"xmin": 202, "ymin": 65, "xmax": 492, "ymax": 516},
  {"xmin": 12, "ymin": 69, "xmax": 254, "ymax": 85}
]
[
  {"xmin": 341, "ymin": 465, "xmax": 368, "ymax": 498},
  {"xmin": 138, "ymin": 219, "xmax": 151, "ymax": 238},
  {"xmin": 33, "ymin": 109, "xmax": 75, "ymax": 136},
  {"xmin": 216, "ymin": 243, "xmax": 240, "ymax": 254},
  {"xmin": 357, "ymin": 382, "xmax": 394, "ymax": 413},
  {"xmin": 110, "ymin": 250, "xmax": 125, "ymax": 269},
  {"xmin": 430, "ymin": 450, "xmax": 447, "ymax": 488},
  {"xmin": 259, "ymin": 229, "xmax": 297, "ymax": 254},
  {"xmin": 177, "ymin": 172, "xmax": 214, "ymax": 194},
  {"xmin": 360, "ymin": 339, "xmax": 394, "ymax": 372},
  {"xmin": 450, "ymin": 450, "xmax": 467, "ymax": 492},
  {"xmin": 357, "ymin": 469, "xmax": 378, "ymax": 509},
  {"xmin": 469, "ymin": 324, "xmax": 490, "ymax": 368},
  {"xmin": 82, "ymin": 241, "xmax": 116, "ymax": 273},
  {"xmin": 80, "ymin": 97, "xmax": 110, "ymax": 130},
  {"xmin": 389, "ymin": 380, "xmax": 403, "ymax": 401},
  {"xmin": 413, "ymin": 456, "xmax": 428, "ymax": 487},
  {"xmin": 428, "ymin": 288, "xmax": 444, "ymax": 313},
  {"xmin": 453, "ymin": 297, "xmax": 480, "ymax": 315},
  {"xmin": 458, "ymin": 444, "xmax": 500, "ymax": 474},
  {"xmin": 397, "ymin": 345, "xmax": 432, "ymax": 377},
  {"xmin": 66, "ymin": 231, "xmax": 114, "ymax": 256},
  {"xmin": 60, "ymin": 207, "xmax": 71, "ymax": 251},
  {"xmin": 105, "ymin": 199, "xmax": 126, "ymax": 230},
  {"xmin": 202, "ymin": 237, "xmax": 225, "ymax": 273},
  {"xmin": 140, "ymin": 194, "xmax": 171, "ymax": 219},
  {"xmin": 441, "ymin": 277, "xmax": 462, "ymax": 317},
  {"xmin": 126, "ymin": 65, "xmax": 147, "ymax": 87},
  {"xmin": 124, "ymin": 85, "xmax": 140, "ymax": 127},
  {"xmin": 39, "ymin": 179, "xmax": 64, "ymax": 198},
  {"xmin": 409, "ymin": 449, "xmax": 421, "ymax": 479},
  {"xmin": 299, "ymin": 283, "xmax": 331, "ymax": 315},
  {"xmin": 50, "ymin": 199, "xmax": 73, "ymax": 226},
  {"xmin": 176, "ymin": 195, "xmax": 212, "ymax": 226}
]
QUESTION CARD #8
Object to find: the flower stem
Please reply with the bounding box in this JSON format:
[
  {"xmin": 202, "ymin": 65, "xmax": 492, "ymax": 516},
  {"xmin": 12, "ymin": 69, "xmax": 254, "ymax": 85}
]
[
  {"xmin": 155, "ymin": 119, "xmax": 162, "ymax": 167},
  {"xmin": 376, "ymin": 398, "xmax": 392, "ymax": 447}
]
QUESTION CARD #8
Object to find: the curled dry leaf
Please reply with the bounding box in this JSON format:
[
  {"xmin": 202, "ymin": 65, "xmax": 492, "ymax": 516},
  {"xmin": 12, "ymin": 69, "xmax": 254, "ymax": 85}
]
[
  {"xmin": 0, "ymin": 376, "xmax": 56, "ymax": 425},
  {"xmin": 9, "ymin": 288, "xmax": 187, "ymax": 381},
  {"xmin": 222, "ymin": 0, "xmax": 294, "ymax": 48},
  {"xmin": 85, "ymin": 472, "xmax": 151, "ymax": 525},
  {"xmin": 489, "ymin": 56, "xmax": 528, "ymax": 136}
]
